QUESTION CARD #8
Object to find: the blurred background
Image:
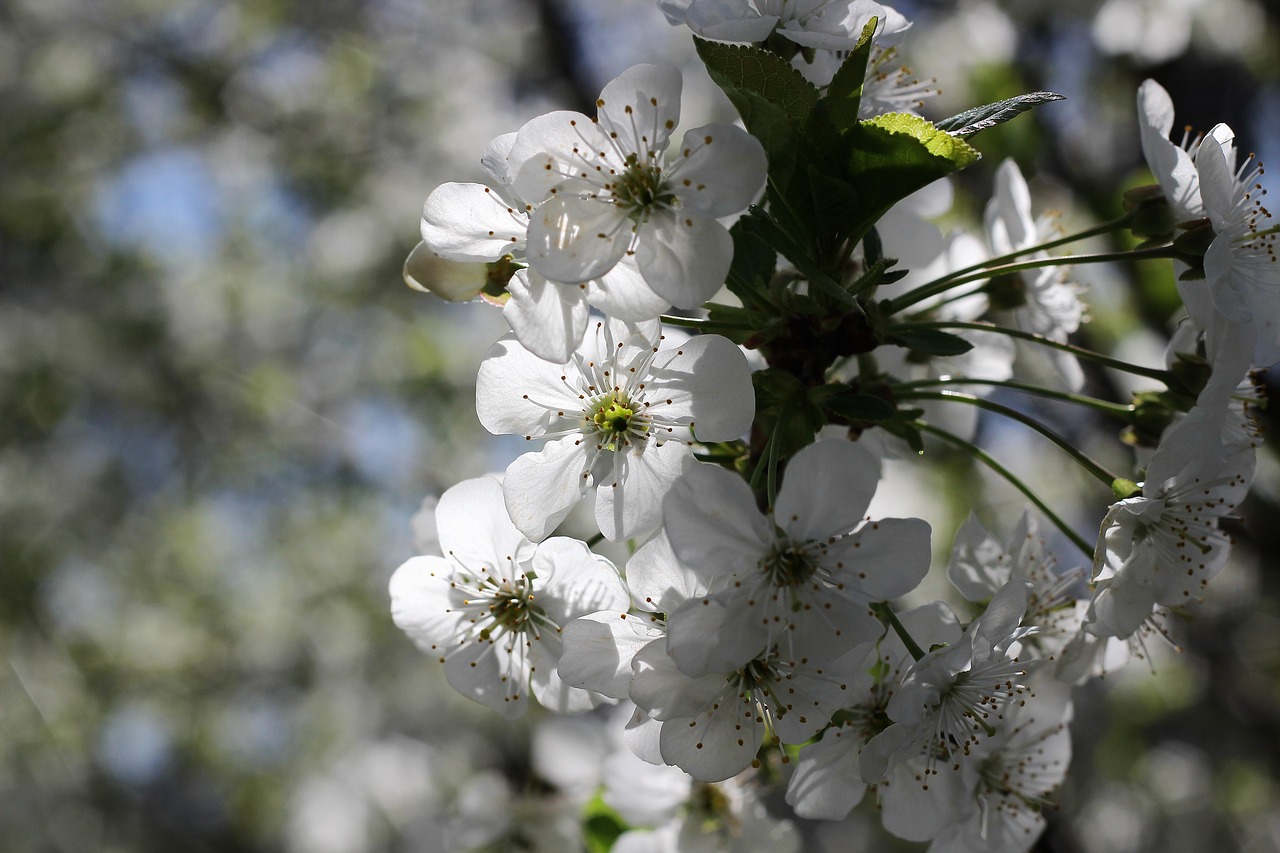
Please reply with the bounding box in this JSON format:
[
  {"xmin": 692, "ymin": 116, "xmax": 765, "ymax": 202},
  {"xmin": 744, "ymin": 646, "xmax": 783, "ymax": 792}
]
[{"xmin": 3, "ymin": 0, "xmax": 1280, "ymax": 850}]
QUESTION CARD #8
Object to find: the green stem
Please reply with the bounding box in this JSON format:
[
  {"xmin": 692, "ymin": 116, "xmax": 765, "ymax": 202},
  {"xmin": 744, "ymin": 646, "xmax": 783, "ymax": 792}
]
[
  {"xmin": 585, "ymin": 532, "xmax": 605, "ymax": 548},
  {"xmin": 660, "ymin": 314, "xmax": 755, "ymax": 332},
  {"xmin": 889, "ymin": 320, "xmax": 1172, "ymax": 382},
  {"xmin": 918, "ymin": 421, "xmax": 1094, "ymax": 558},
  {"xmin": 871, "ymin": 602, "xmax": 926, "ymax": 661},
  {"xmin": 894, "ymin": 376, "xmax": 1135, "ymax": 418},
  {"xmin": 901, "ymin": 390, "xmax": 1124, "ymax": 487},
  {"xmin": 887, "ymin": 242, "xmax": 1175, "ymax": 316}
]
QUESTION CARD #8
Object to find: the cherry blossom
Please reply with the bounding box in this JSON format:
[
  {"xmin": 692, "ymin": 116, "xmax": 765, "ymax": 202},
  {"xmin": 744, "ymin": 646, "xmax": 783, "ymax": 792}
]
[
  {"xmin": 504, "ymin": 64, "xmax": 767, "ymax": 310},
  {"xmin": 477, "ymin": 320, "xmax": 755, "ymax": 542},
  {"xmin": 389, "ymin": 476, "xmax": 629, "ymax": 718}
]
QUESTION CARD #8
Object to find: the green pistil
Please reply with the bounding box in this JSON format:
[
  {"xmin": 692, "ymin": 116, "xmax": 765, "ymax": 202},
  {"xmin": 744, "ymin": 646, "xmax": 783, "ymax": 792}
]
[{"xmin": 613, "ymin": 154, "xmax": 675, "ymax": 220}]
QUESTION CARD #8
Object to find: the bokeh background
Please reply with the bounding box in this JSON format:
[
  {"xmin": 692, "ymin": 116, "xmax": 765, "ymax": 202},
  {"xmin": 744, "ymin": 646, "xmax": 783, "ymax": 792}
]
[{"xmin": 3, "ymin": 0, "xmax": 1280, "ymax": 850}]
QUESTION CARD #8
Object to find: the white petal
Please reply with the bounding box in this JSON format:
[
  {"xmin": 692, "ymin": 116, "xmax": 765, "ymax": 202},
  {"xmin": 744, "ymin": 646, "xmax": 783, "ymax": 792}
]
[
  {"xmin": 503, "ymin": 436, "xmax": 593, "ymax": 542},
  {"xmin": 786, "ymin": 725, "xmax": 868, "ymax": 820},
  {"xmin": 420, "ymin": 182, "xmax": 527, "ymax": 262},
  {"xmin": 535, "ymin": 536, "xmax": 630, "ymax": 622},
  {"xmin": 659, "ymin": 694, "xmax": 761, "ymax": 782},
  {"xmin": 668, "ymin": 123, "xmax": 766, "ymax": 217},
  {"xmin": 587, "ymin": 257, "xmax": 671, "ymax": 322},
  {"xmin": 1137, "ymin": 80, "xmax": 1203, "ymax": 220},
  {"xmin": 443, "ymin": 641, "xmax": 527, "ymax": 719},
  {"xmin": 476, "ymin": 333, "xmax": 581, "ymax": 436},
  {"xmin": 826, "ymin": 517, "xmax": 932, "ymax": 601},
  {"xmin": 663, "ymin": 462, "xmax": 773, "ymax": 579},
  {"xmin": 481, "ymin": 131, "xmax": 518, "ymax": 187},
  {"xmin": 559, "ymin": 612, "xmax": 663, "ymax": 699},
  {"xmin": 775, "ymin": 439, "xmax": 881, "ymax": 542},
  {"xmin": 508, "ymin": 110, "xmax": 614, "ymax": 203},
  {"xmin": 388, "ymin": 556, "xmax": 466, "ymax": 651},
  {"xmin": 529, "ymin": 636, "xmax": 600, "ymax": 714},
  {"xmin": 625, "ymin": 530, "xmax": 707, "ymax": 613},
  {"xmin": 985, "ymin": 158, "xmax": 1036, "ymax": 254},
  {"xmin": 595, "ymin": 440, "xmax": 693, "ymax": 542},
  {"xmin": 629, "ymin": 638, "xmax": 728, "ymax": 720},
  {"xmin": 643, "ymin": 334, "xmax": 756, "ymax": 441},
  {"xmin": 946, "ymin": 512, "xmax": 1008, "ymax": 601},
  {"xmin": 635, "ymin": 211, "xmax": 733, "ymax": 309},
  {"xmin": 526, "ymin": 192, "xmax": 633, "ymax": 283},
  {"xmin": 433, "ymin": 476, "xmax": 532, "ymax": 575},
  {"xmin": 686, "ymin": 2, "xmax": 779, "ymax": 41},
  {"xmin": 596, "ymin": 64, "xmax": 682, "ymax": 157},
  {"xmin": 666, "ymin": 594, "xmax": 766, "ymax": 676},
  {"xmin": 503, "ymin": 270, "xmax": 590, "ymax": 363}
]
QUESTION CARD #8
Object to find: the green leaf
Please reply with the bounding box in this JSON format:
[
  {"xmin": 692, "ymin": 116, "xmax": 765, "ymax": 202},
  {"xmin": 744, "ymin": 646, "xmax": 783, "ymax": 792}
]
[
  {"xmin": 823, "ymin": 17, "xmax": 879, "ymax": 129},
  {"xmin": 933, "ymin": 91, "xmax": 1066, "ymax": 138},
  {"xmin": 695, "ymin": 37, "xmax": 819, "ymax": 125},
  {"xmin": 725, "ymin": 217, "xmax": 778, "ymax": 310},
  {"xmin": 844, "ymin": 113, "xmax": 979, "ymax": 245},
  {"xmin": 582, "ymin": 793, "xmax": 628, "ymax": 853},
  {"xmin": 807, "ymin": 165, "xmax": 861, "ymax": 244},
  {"xmin": 889, "ymin": 327, "xmax": 974, "ymax": 356},
  {"xmin": 822, "ymin": 391, "xmax": 897, "ymax": 421},
  {"xmin": 741, "ymin": 207, "xmax": 858, "ymax": 311}
]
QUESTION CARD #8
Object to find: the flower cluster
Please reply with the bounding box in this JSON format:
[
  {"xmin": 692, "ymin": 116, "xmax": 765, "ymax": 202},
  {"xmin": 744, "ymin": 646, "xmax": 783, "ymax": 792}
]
[{"xmin": 388, "ymin": 4, "xmax": 1273, "ymax": 850}]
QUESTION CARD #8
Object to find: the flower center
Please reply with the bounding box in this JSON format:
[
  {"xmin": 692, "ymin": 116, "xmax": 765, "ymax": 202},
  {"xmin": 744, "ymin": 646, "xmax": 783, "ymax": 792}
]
[
  {"xmin": 477, "ymin": 578, "xmax": 537, "ymax": 641},
  {"xmin": 761, "ymin": 541, "xmax": 819, "ymax": 587},
  {"xmin": 612, "ymin": 154, "xmax": 675, "ymax": 221},
  {"xmin": 584, "ymin": 391, "xmax": 647, "ymax": 450}
]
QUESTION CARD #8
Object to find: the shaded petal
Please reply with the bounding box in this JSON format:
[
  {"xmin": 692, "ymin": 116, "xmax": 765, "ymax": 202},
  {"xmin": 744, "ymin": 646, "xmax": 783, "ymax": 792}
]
[
  {"xmin": 535, "ymin": 536, "xmax": 630, "ymax": 622},
  {"xmin": 526, "ymin": 192, "xmax": 633, "ymax": 283},
  {"xmin": 644, "ymin": 333, "xmax": 755, "ymax": 441},
  {"xmin": 775, "ymin": 439, "xmax": 881, "ymax": 542},
  {"xmin": 663, "ymin": 462, "xmax": 772, "ymax": 579},
  {"xmin": 503, "ymin": 436, "xmax": 593, "ymax": 542},
  {"xmin": 636, "ymin": 210, "xmax": 733, "ymax": 309},
  {"xmin": 946, "ymin": 512, "xmax": 1008, "ymax": 601},
  {"xmin": 443, "ymin": 641, "xmax": 527, "ymax": 719},
  {"xmin": 596, "ymin": 64, "xmax": 682, "ymax": 156},
  {"xmin": 529, "ymin": 636, "xmax": 600, "ymax": 714},
  {"xmin": 625, "ymin": 530, "xmax": 707, "ymax": 613},
  {"xmin": 503, "ymin": 271, "xmax": 590, "ymax": 363},
  {"xmin": 786, "ymin": 724, "xmax": 868, "ymax": 820},
  {"xmin": 420, "ymin": 182, "xmax": 527, "ymax": 261},
  {"xmin": 630, "ymin": 639, "xmax": 728, "ymax": 720},
  {"xmin": 595, "ymin": 440, "xmax": 693, "ymax": 542},
  {"xmin": 476, "ymin": 333, "xmax": 584, "ymax": 436},
  {"xmin": 559, "ymin": 612, "xmax": 663, "ymax": 699},
  {"xmin": 587, "ymin": 257, "xmax": 671, "ymax": 321},
  {"xmin": 821, "ymin": 517, "xmax": 933, "ymax": 600},
  {"xmin": 668, "ymin": 123, "xmax": 766, "ymax": 217},
  {"xmin": 667, "ymin": 594, "xmax": 766, "ymax": 676},
  {"xmin": 659, "ymin": 693, "xmax": 762, "ymax": 782}
]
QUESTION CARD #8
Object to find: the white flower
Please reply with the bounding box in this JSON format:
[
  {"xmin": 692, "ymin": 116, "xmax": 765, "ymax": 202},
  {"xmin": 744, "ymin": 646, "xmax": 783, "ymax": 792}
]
[
  {"xmin": 947, "ymin": 510, "xmax": 1088, "ymax": 660},
  {"xmin": 389, "ymin": 476, "xmax": 629, "ymax": 718},
  {"xmin": 660, "ymin": 438, "xmax": 932, "ymax": 676},
  {"xmin": 1197, "ymin": 125, "xmax": 1280, "ymax": 367},
  {"xmin": 412, "ymin": 132, "xmax": 669, "ymax": 362},
  {"xmin": 672, "ymin": 0, "xmax": 911, "ymax": 50},
  {"xmin": 629, "ymin": 633, "xmax": 859, "ymax": 781},
  {"xmin": 926, "ymin": 674, "xmax": 1073, "ymax": 853},
  {"xmin": 784, "ymin": 602, "xmax": 962, "ymax": 821},
  {"xmin": 505, "ymin": 64, "xmax": 767, "ymax": 310},
  {"xmin": 861, "ymin": 580, "xmax": 1040, "ymax": 781},
  {"xmin": 1136, "ymin": 79, "xmax": 1205, "ymax": 222},
  {"xmin": 983, "ymin": 159, "xmax": 1086, "ymax": 389},
  {"xmin": 477, "ymin": 319, "xmax": 755, "ymax": 542},
  {"xmin": 1088, "ymin": 408, "xmax": 1255, "ymax": 639}
]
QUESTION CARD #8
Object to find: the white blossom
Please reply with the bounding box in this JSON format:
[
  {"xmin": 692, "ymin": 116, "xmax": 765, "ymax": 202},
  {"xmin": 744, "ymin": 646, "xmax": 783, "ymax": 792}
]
[
  {"xmin": 669, "ymin": 0, "xmax": 911, "ymax": 50},
  {"xmin": 389, "ymin": 477, "xmax": 629, "ymax": 717},
  {"xmin": 505, "ymin": 64, "xmax": 766, "ymax": 310},
  {"xmin": 477, "ymin": 319, "xmax": 755, "ymax": 542}
]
